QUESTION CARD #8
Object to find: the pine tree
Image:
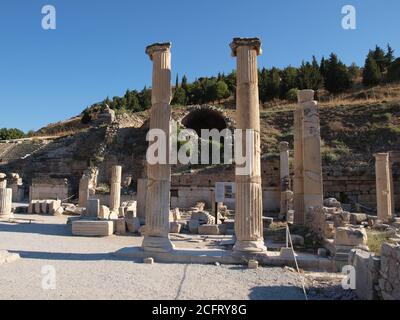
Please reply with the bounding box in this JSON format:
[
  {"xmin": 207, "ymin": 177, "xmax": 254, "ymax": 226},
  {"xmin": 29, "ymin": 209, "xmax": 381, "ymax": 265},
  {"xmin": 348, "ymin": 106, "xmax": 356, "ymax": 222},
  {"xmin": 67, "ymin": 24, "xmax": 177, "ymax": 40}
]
[
  {"xmin": 385, "ymin": 44, "xmax": 395, "ymax": 67},
  {"xmin": 280, "ymin": 66, "xmax": 298, "ymax": 99},
  {"xmin": 324, "ymin": 53, "xmax": 352, "ymax": 94},
  {"xmin": 388, "ymin": 58, "xmax": 400, "ymax": 82},
  {"xmin": 372, "ymin": 45, "xmax": 386, "ymax": 73},
  {"xmin": 362, "ymin": 53, "xmax": 382, "ymax": 86}
]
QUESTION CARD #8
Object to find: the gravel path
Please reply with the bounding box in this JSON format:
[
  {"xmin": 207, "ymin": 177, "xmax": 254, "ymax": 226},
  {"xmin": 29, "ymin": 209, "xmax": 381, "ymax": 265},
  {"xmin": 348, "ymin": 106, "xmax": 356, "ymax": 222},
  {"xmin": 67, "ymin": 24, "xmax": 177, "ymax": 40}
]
[{"xmin": 0, "ymin": 215, "xmax": 354, "ymax": 300}]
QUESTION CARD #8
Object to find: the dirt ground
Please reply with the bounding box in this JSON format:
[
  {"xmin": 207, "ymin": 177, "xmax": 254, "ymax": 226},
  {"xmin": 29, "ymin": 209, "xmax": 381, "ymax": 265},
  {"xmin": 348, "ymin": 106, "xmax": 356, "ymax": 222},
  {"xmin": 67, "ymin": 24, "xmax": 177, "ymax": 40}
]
[{"xmin": 0, "ymin": 214, "xmax": 356, "ymax": 300}]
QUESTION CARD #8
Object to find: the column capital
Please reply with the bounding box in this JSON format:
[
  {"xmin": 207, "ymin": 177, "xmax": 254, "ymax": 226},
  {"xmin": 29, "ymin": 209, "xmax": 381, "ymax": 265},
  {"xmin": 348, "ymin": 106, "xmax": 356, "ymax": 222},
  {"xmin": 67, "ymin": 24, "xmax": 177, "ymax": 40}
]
[
  {"xmin": 279, "ymin": 141, "xmax": 289, "ymax": 152},
  {"xmin": 230, "ymin": 37, "xmax": 262, "ymax": 57},
  {"xmin": 297, "ymin": 90, "xmax": 315, "ymax": 103},
  {"xmin": 374, "ymin": 153, "xmax": 389, "ymax": 161},
  {"xmin": 145, "ymin": 42, "xmax": 172, "ymax": 61}
]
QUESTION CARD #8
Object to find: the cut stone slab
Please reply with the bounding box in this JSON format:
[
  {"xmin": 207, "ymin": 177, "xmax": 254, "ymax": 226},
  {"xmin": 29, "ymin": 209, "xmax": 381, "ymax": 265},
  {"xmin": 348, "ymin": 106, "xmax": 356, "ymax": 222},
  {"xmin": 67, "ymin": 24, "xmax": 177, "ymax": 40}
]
[
  {"xmin": 72, "ymin": 220, "xmax": 113, "ymax": 237},
  {"xmin": 126, "ymin": 217, "xmax": 141, "ymax": 233},
  {"xmin": 144, "ymin": 257, "xmax": 154, "ymax": 264},
  {"xmin": 85, "ymin": 199, "xmax": 100, "ymax": 218},
  {"xmin": 335, "ymin": 226, "xmax": 368, "ymax": 247},
  {"xmin": 198, "ymin": 224, "xmax": 220, "ymax": 235},
  {"xmin": 99, "ymin": 205, "xmax": 110, "ymax": 220},
  {"xmin": 115, "ymin": 218, "xmax": 126, "ymax": 235},
  {"xmin": 248, "ymin": 260, "xmax": 259, "ymax": 269},
  {"xmin": 350, "ymin": 213, "xmax": 368, "ymax": 225}
]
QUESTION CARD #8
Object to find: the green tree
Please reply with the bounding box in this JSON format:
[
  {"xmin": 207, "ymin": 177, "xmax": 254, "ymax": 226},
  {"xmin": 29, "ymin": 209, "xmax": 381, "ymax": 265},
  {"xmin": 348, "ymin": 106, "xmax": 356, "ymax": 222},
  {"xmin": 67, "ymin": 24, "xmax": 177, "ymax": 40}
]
[
  {"xmin": 385, "ymin": 44, "xmax": 395, "ymax": 67},
  {"xmin": 266, "ymin": 68, "xmax": 281, "ymax": 99},
  {"xmin": 362, "ymin": 53, "xmax": 382, "ymax": 86},
  {"xmin": 324, "ymin": 53, "xmax": 352, "ymax": 94},
  {"xmin": 297, "ymin": 57, "xmax": 323, "ymax": 91},
  {"xmin": 0, "ymin": 128, "xmax": 26, "ymax": 140},
  {"xmin": 280, "ymin": 66, "xmax": 298, "ymax": 99},
  {"xmin": 210, "ymin": 80, "xmax": 230, "ymax": 103},
  {"xmin": 348, "ymin": 63, "xmax": 361, "ymax": 80},
  {"xmin": 138, "ymin": 87, "xmax": 151, "ymax": 110},
  {"xmin": 388, "ymin": 58, "xmax": 400, "ymax": 82},
  {"xmin": 372, "ymin": 45, "xmax": 386, "ymax": 73},
  {"xmin": 171, "ymin": 87, "xmax": 187, "ymax": 105}
]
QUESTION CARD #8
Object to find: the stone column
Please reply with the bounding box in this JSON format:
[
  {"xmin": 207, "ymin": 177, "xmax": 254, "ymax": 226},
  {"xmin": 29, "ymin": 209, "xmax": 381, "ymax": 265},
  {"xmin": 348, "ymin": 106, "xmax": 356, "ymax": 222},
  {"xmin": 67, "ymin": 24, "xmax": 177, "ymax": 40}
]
[
  {"xmin": 375, "ymin": 153, "xmax": 392, "ymax": 221},
  {"xmin": 0, "ymin": 173, "xmax": 7, "ymax": 189},
  {"xmin": 141, "ymin": 42, "xmax": 174, "ymax": 253},
  {"xmin": 279, "ymin": 142, "xmax": 290, "ymax": 218},
  {"xmin": 0, "ymin": 188, "xmax": 13, "ymax": 218},
  {"xmin": 109, "ymin": 165, "xmax": 122, "ymax": 213},
  {"xmin": 137, "ymin": 178, "xmax": 148, "ymax": 223},
  {"xmin": 388, "ymin": 159, "xmax": 395, "ymax": 214},
  {"xmin": 301, "ymin": 90, "xmax": 324, "ymax": 217},
  {"xmin": 78, "ymin": 175, "xmax": 90, "ymax": 208},
  {"xmin": 293, "ymin": 99, "xmax": 305, "ymax": 225},
  {"xmin": 230, "ymin": 38, "xmax": 266, "ymax": 252}
]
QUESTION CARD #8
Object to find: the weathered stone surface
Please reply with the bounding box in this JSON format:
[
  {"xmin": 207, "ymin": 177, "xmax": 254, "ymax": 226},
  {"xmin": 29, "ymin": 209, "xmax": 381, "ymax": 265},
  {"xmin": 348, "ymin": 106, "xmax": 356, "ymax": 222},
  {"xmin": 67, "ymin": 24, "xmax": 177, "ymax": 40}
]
[
  {"xmin": 335, "ymin": 227, "xmax": 368, "ymax": 247},
  {"xmin": 350, "ymin": 213, "xmax": 368, "ymax": 225},
  {"xmin": 324, "ymin": 198, "xmax": 341, "ymax": 208},
  {"xmin": 143, "ymin": 257, "xmax": 154, "ymax": 264},
  {"xmin": 126, "ymin": 216, "xmax": 141, "ymax": 233},
  {"xmin": 248, "ymin": 260, "xmax": 259, "ymax": 269},
  {"xmin": 0, "ymin": 188, "xmax": 13, "ymax": 218},
  {"xmin": 191, "ymin": 211, "xmax": 215, "ymax": 225},
  {"xmin": 169, "ymin": 221, "xmax": 181, "ymax": 234},
  {"xmin": 48, "ymin": 200, "xmax": 62, "ymax": 215},
  {"xmin": 85, "ymin": 199, "xmax": 100, "ymax": 218},
  {"xmin": 348, "ymin": 249, "xmax": 380, "ymax": 300},
  {"xmin": 374, "ymin": 153, "xmax": 392, "ymax": 222},
  {"xmin": 290, "ymin": 234, "xmax": 305, "ymax": 246},
  {"xmin": 99, "ymin": 205, "xmax": 110, "ymax": 220},
  {"xmin": 72, "ymin": 220, "xmax": 113, "ymax": 237},
  {"xmin": 198, "ymin": 224, "xmax": 220, "ymax": 235},
  {"xmin": 115, "ymin": 218, "xmax": 126, "ymax": 235}
]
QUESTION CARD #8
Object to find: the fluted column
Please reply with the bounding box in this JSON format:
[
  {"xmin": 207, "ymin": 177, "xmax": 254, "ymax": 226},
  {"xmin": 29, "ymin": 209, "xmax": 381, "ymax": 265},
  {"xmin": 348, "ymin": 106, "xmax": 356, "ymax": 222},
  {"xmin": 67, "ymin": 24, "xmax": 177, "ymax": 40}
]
[
  {"xmin": 293, "ymin": 100, "xmax": 305, "ymax": 225},
  {"xmin": 78, "ymin": 175, "xmax": 90, "ymax": 208},
  {"xmin": 109, "ymin": 165, "xmax": 122, "ymax": 213},
  {"xmin": 375, "ymin": 153, "xmax": 392, "ymax": 221},
  {"xmin": 0, "ymin": 188, "xmax": 13, "ymax": 218},
  {"xmin": 279, "ymin": 142, "xmax": 290, "ymax": 217},
  {"xmin": 142, "ymin": 42, "xmax": 174, "ymax": 253},
  {"xmin": 301, "ymin": 90, "xmax": 324, "ymax": 218},
  {"xmin": 231, "ymin": 38, "xmax": 266, "ymax": 252}
]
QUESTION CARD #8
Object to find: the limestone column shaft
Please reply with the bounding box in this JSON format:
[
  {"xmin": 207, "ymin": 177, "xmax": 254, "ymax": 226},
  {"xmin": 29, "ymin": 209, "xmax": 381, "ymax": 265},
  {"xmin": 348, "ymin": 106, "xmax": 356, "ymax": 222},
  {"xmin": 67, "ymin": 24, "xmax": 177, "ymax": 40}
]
[
  {"xmin": 279, "ymin": 142, "xmax": 290, "ymax": 216},
  {"xmin": 300, "ymin": 90, "xmax": 324, "ymax": 217},
  {"xmin": 0, "ymin": 188, "xmax": 12, "ymax": 217},
  {"xmin": 0, "ymin": 173, "xmax": 6, "ymax": 189},
  {"xmin": 142, "ymin": 42, "xmax": 174, "ymax": 253},
  {"xmin": 230, "ymin": 38, "xmax": 266, "ymax": 252},
  {"xmin": 293, "ymin": 104, "xmax": 305, "ymax": 225},
  {"xmin": 375, "ymin": 153, "xmax": 392, "ymax": 221},
  {"xmin": 110, "ymin": 165, "xmax": 122, "ymax": 212},
  {"xmin": 78, "ymin": 175, "xmax": 90, "ymax": 208}
]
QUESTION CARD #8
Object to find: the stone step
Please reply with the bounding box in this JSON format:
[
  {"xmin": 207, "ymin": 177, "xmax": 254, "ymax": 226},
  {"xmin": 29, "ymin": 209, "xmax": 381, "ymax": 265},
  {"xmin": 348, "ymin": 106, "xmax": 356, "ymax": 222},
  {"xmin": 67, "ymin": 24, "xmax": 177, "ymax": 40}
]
[{"xmin": 72, "ymin": 220, "xmax": 113, "ymax": 237}]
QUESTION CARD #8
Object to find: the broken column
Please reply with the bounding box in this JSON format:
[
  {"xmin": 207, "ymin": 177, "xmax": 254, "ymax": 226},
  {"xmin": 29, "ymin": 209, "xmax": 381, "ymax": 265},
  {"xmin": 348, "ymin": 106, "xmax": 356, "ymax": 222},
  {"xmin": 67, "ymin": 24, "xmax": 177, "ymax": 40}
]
[
  {"xmin": 293, "ymin": 97, "xmax": 305, "ymax": 225},
  {"xmin": 109, "ymin": 165, "xmax": 122, "ymax": 213},
  {"xmin": 230, "ymin": 38, "xmax": 266, "ymax": 252},
  {"xmin": 374, "ymin": 153, "xmax": 392, "ymax": 221},
  {"xmin": 301, "ymin": 90, "xmax": 324, "ymax": 217},
  {"xmin": 279, "ymin": 142, "xmax": 290, "ymax": 218},
  {"xmin": 8, "ymin": 173, "xmax": 24, "ymax": 202},
  {"xmin": 141, "ymin": 42, "xmax": 174, "ymax": 253},
  {"xmin": 78, "ymin": 174, "xmax": 90, "ymax": 208},
  {"xmin": 0, "ymin": 173, "xmax": 7, "ymax": 189},
  {"xmin": 0, "ymin": 188, "xmax": 13, "ymax": 218}
]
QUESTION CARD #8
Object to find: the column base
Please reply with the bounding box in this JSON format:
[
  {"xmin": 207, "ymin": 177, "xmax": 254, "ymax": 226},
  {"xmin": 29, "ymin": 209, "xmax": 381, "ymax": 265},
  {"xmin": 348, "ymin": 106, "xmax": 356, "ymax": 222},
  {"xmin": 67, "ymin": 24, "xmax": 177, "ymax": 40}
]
[
  {"xmin": 0, "ymin": 213, "xmax": 13, "ymax": 219},
  {"xmin": 233, "ymin": 240, "xmax": 267, "ymax": 253},
  {"xmin": 142, "ymin": 235, "xmax": 175, "ymax": 253}
]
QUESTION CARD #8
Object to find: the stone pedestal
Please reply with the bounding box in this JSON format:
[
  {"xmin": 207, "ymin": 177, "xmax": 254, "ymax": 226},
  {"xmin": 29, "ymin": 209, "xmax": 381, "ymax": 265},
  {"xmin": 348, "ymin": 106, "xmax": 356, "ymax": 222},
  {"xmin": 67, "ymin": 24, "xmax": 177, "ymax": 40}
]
[
  {"xmin": 230, "ymin": 38, "xmax": 266, "ymax": 252},
  {"xmin": 375, "ymin": 153, "xmax": 392, "ymax": 221},
  {"xmin": 279, "ymin": 141, "xmax": 290, "ymax": 218},
  {"xmin": 293, "ymin": 90, "xmax": 323, "ymax": 225},
  {"xmin": 0, "ymin": 188, "xmax": 13, "ymax": 218},
  {"xmin": 141, "ymin": 42, "xmax": 174, "ymax": 253},
  {"xmin": 301, "ymin": 90, "xmax": 323, "ymax": 215},
  {"xmin": 78, "ymin": 175, "xmax": 90, "ymax": 208},
  {"xmin": 109, "ymin": 165, "xmax": 122, "ymax": 213}
]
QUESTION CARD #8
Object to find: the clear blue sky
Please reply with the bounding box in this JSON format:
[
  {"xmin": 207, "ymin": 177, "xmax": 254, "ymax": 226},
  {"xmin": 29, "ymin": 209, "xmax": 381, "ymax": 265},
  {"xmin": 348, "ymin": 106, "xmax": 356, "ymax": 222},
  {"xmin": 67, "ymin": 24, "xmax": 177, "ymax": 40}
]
[{"xmin": 1, "ymin": 0, "xmax": 399, "ymax": 131}]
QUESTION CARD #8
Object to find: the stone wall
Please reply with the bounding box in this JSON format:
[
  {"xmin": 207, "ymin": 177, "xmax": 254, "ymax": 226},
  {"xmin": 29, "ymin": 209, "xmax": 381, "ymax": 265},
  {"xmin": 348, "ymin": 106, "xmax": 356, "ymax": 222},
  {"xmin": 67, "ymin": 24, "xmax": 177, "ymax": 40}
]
[
  {"xmin": 349, "ymin": 243, "xmax": 400, "ymax": 300},
  {"xmin": 29, "ymin": 178, "xmax": 69, "ymax": 201}
]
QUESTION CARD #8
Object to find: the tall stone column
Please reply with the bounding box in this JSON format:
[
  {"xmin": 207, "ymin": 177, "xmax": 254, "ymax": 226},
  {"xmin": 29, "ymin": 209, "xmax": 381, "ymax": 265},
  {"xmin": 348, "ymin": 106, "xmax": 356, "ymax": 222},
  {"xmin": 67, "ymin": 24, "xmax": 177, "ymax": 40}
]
[
  {"xmin": 109, "ymin": 165, "xmax": 122, "ymax": 213},
  {"xmin": 230, "ymin": 38, "xmax": 266, "ymax": 252},
  {"xmin": 0, "ymin": 188, "xmax": 13, "ymax": 218},
  {"xmin": 301, "ymin": 90, "xmax": 324, "ymax": 218},
  {"xmin": 0, "ymin": 173, "xmax": 7, "ymax": 189},
  {"xmin": 293, "ymin": 100, "xmax": 305, "ymax": 225},
  {"xmin": 375, "ymin": 153, "xmax": 392, "ymax": 221},
  {"xmin": 279, "ymin": 142, "xmax": 290, "ymax": 217},
  {"xmin": 78, "ymin": 175, "xmax": 90, "ymax": 208},
  {"xmin": 388, "ymin": 158, "xmax": 395, "ymax": 214},
  {"xmin": 142, "ymin": 42, "xmax": 174, "ymax": 253}
]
